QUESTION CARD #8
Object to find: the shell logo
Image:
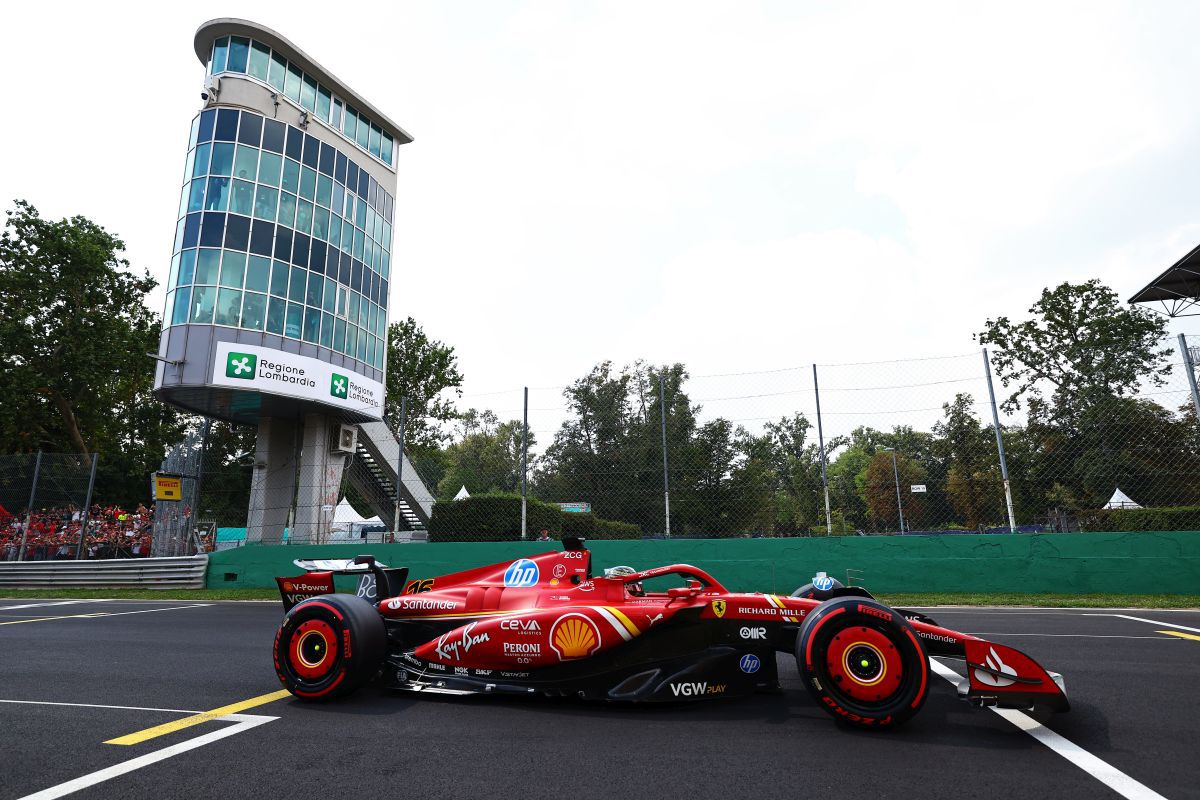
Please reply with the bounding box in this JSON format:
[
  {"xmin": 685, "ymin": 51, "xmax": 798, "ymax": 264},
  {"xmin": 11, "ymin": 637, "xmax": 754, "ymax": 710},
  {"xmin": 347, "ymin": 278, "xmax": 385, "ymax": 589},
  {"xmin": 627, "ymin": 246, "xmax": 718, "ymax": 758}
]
[{"xmin": 550, "ymin": 613, "xmax": 601, "ymax": 660}]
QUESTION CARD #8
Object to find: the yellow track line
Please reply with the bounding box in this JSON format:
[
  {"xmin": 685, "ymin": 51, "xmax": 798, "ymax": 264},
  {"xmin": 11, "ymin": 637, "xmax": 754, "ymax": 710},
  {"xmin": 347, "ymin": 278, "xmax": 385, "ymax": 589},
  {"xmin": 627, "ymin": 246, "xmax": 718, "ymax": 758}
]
[
  {"xmin": 105, "ymin": 690, "xmax": 291, "ymax": 746},
  {"xmin": 0, "ymin": 613, "xmax": 109, "ymax": 626},
  {"xmin": 1158, "ymin": 630, "xmax": 1200, "ymax": 642}
]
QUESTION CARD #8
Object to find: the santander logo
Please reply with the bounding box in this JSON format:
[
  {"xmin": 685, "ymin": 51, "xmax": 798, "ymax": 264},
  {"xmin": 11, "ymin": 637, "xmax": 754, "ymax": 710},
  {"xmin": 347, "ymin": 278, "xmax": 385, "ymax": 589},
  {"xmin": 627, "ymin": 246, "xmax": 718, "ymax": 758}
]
[{"xmin": 973, "ymin": 646, "xmax": 1018, "ymax": 687}]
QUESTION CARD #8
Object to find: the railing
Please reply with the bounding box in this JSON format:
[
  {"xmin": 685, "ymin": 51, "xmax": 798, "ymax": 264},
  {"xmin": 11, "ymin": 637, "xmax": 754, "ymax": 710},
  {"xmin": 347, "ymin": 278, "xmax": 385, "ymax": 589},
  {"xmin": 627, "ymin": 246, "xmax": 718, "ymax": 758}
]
[{"xmin": 0, "ymin": 556, "xmax": 208, "ymax": 589}]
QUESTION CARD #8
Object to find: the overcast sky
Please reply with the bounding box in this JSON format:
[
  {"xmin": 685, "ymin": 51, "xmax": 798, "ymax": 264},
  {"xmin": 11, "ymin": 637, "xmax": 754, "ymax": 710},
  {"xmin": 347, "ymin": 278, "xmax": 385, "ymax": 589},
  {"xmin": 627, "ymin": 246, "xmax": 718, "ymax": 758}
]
[{"xmin": 3, "ymin": 1, "xmax": 1200, "ymax": 442}]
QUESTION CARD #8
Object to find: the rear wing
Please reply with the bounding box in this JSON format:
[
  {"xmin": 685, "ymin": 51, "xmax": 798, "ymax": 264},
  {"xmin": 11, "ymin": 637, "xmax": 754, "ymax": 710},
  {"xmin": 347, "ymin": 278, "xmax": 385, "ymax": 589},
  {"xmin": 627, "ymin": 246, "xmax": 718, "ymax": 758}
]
[{"xmin": 276, "ymin": 554, "xmax": 409, "ymax": 611}]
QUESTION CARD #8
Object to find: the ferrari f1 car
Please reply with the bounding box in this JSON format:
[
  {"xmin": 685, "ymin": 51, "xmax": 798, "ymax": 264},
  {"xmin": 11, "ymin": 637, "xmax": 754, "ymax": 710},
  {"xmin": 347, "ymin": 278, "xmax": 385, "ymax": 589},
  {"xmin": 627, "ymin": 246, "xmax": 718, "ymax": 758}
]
[{"xmin": 272, "ymin": 538, "xmax": 1068, "ymax": 729}]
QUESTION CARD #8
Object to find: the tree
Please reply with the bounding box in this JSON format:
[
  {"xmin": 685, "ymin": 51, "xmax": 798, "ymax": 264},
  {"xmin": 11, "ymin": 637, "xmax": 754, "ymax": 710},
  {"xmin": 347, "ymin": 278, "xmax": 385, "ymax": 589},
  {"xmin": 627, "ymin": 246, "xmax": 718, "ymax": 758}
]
[
  {"xmin": 860, "ymin": 451, "xmax": 927, "ymax": 531},
  {"xmin": 933, "ymin": 393, "xmax": 1001, "ymax": 529},
  {"xmin": 383, "ymin": 317, "xmax": 464, "ymax": 450},
  {"xmin": 436, "ymin": 410, "xmax": 533, "ymax": 499},
  {"xmin": 978, "ymin": 280, "xmax": 1172, "ymax": 423},
  {"xmin": 0, "ymin": 200, "xmax": 181, "ymax": 505}
]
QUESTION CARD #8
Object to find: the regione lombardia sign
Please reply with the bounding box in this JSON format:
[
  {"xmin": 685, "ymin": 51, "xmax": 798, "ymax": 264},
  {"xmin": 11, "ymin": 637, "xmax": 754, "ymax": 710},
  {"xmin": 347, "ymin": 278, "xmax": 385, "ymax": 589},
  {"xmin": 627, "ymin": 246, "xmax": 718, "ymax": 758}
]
[{"xmin": 211, "ymin": 342, "xmax": 383, "ymax": 419}]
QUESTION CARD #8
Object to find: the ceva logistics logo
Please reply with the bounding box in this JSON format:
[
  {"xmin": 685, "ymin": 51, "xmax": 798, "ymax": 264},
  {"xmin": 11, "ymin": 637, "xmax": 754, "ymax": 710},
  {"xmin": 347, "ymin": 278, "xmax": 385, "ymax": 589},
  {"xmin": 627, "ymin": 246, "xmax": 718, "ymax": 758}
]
[
  {"xmin": 226, "ymin": 352, "xmax": 257, "ymax": 379},
  {"xmin": 330, "ymin": 373, "xmax": 349, "ymax": 399}
]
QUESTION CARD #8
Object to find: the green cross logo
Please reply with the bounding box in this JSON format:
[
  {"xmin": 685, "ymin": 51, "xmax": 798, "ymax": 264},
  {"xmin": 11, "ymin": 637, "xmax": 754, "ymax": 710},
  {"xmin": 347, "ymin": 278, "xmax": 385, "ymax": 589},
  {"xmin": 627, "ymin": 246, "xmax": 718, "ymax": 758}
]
[
  {"xmin": 226, "ymin": 352, "xmax": 257, "ymax": 379},
  {"xmin": 330, "ymin": 373, "xmax": 348, "ymax": 399}
]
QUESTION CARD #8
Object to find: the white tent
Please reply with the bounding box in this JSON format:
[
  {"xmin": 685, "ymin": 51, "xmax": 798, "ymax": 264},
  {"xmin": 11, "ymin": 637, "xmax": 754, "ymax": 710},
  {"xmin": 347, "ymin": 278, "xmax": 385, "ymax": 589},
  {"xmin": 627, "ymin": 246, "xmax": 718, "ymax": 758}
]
[
  {"xmin": 1104, "ymin": 488, "xmax": 1142, "ymax": 510},
  {"xmin": 454, "ymin": 485, "xmax": 471, "ymax": 501},
  {"xmin": 332, "ymin": 498, "xmax": 368, "ymax": 531}
]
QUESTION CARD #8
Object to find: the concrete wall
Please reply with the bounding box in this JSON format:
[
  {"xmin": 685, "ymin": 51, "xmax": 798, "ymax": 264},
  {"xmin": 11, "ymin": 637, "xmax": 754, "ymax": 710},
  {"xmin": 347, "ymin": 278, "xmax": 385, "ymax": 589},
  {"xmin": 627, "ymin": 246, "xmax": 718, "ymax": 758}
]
[{"xmin": 206, "ymin": 532, "xmax": 1200, "ymax": 594}]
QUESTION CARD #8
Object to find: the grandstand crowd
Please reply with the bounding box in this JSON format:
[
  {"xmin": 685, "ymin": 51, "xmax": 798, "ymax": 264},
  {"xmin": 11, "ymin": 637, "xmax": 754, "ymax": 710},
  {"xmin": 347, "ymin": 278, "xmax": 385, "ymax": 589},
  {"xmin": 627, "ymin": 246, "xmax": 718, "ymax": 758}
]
[{"xmin": 0, "ymin": 504, "xmax": 156, "ymax": 560}]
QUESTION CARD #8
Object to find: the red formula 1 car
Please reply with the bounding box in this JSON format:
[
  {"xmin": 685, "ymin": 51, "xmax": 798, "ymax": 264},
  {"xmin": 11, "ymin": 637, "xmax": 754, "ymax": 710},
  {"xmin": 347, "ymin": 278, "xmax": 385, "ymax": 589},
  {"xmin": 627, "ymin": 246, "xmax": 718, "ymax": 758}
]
[{"xmin": 272, "ymin": 538, "xmax": 1068, "ymax": 729}]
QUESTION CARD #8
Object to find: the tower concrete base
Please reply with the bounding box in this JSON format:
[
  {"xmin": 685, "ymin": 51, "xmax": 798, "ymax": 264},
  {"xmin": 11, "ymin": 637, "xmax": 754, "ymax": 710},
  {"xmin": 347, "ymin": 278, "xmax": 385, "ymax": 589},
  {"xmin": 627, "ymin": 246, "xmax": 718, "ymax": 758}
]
[{"xmin": 246, "ymin": 416, "xmax": 298, "ymax": 544}]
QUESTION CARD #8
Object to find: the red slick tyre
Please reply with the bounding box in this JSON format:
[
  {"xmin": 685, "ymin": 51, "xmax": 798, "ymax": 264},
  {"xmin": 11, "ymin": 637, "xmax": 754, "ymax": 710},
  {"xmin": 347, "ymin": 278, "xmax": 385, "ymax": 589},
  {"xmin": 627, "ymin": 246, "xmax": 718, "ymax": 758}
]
[
  {"xmin": 274, "ymin": 594, "xmax": 385, "ymax": 701},
  {"xmin": 796, "ymin": 596, "xmax": 929, "ymax": 730}
]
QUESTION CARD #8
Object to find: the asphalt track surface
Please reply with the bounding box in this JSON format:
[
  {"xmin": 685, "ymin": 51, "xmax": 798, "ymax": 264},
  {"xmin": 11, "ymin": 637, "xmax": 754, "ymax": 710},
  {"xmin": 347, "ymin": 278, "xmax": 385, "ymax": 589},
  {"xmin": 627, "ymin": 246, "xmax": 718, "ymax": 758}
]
[{"xmin": 1, "ymin": 599, "xmax": 1198, "ymax": 800}]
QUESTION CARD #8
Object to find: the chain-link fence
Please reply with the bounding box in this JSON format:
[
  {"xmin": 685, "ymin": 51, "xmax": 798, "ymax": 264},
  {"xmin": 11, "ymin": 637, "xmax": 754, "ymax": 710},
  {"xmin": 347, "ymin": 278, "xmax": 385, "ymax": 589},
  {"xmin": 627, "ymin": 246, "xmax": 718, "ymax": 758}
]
[{"xmin": 0, "ymin": 452, "xmax": 104, "ymax": 560}]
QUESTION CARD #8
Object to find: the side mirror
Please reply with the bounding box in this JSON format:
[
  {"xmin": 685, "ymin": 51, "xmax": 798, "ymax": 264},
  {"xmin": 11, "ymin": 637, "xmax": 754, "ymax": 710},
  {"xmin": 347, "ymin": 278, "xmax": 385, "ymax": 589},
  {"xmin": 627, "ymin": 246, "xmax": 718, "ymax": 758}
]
[{"xmin": 667, "ymin": 587, "xmax": 697, "ymax": 599}]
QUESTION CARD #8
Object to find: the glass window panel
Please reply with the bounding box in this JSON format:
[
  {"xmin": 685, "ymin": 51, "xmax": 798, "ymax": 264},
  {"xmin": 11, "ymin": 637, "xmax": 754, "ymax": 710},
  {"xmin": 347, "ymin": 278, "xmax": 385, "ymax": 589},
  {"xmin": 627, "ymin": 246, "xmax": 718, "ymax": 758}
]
[
  {"xmin": 214, "ymin": 288, "xmax": 242, "ymax": 326},
  {"xmin": 333, "ymin": 317, "xmax": 346, "ymax": 352},
  {"xmin": 328, "ymin": 214, "xmax": 341, "ymax": 248},
  {"xmin": 319, "ymin": 311, "xmax": 333, "ymax": 348},
  {"xmin": 381, "ymin": 134, "xmax": 394, "ymax": 166},
  {"xmin": 285, "ymin": 64, "xmax": 302, "ymax": 103},
  {"xmin": 332, "ymin": 184, "xmax": 344, "ymax": 214},
  {"xmin": 270, "ymin": 260, "xmax": 290, "ymax": 297},
  {"xmin": 212, "ymin": 37, "xmax": 229, "ymax": 74},
  {"xmin": 353, "ymin": 228, "xmax": 364, "ymax": 261},
  {"xmin": 219, "ymin": 251, "xmax": 246, "ymax": 288},
  {"xmin": 183, "ymin": 149, "xmax": 196, "ymax": 185},
  {"xmin": 355, "ymin": 199, "xmax": 367, "ymax": 228},
  {"xmin": 302, "ymin": 306, "xmax": 321, "ymax": 343},
  {"xmin": 277, "ymin": 192, "xmax": 297, "ymax": 228},
  {"xmin": 245, "ymin": 255, "xmax": 271, "ymax": 292},
  {"xmin": 262, "ymin": 119, "xmax": 285, "ymax": 154},
  {"xmin": 332, "ymin": 99, "xmax": 343, "ymax": 130},
  {"xmin": 285, "ymin": 127, "xmax": 303, "ymax": 161},
  {"xmin": 227, "ymin": 37, "xmax": 249, "ymax": 73},
  {"xmin": 268, "ymin": 52, "xmax": 287, "ymax": 91},
  {"xmin": 281, "ymin": 159, "xmax": 300, "ymax": 193},
  {"xmin": 233, "ymin": 146, "xmax": 258, "ymax": 180},
  {"xmin": 189, "ymin": 116, "xmax": 201, "ymax": 149},
  {"xmin": 367, "ymin": 335, "xmax": 377, "ymax": 366},
  {"xmin": 178, "ymin": 183, "xmax": 191, "ymax": 218},
  {"xmin": 299, "ymin": 167, "xmax": 316, "ymax": 201},
  {"xmin": 192, "ymin": 143, "xmax": 211, "ymax": 178},
  {"xmin": 178, "ymin": 249, "xmax": 197, "ymax": 286},
  {"xmin": 257, "ymin": 151, "xmax": 282, "ymax": 186},
  {"xmin": 167, "ymin": 253, "xmax": 181, "ymax": 290},
  {"xmin": 305, "ymin": 271, "xmax": 323, "ymax": 306},
  {"xmin": 348, "ymin": 292, "xmax": 360, "ymax": 323},
  {"xmin": 357, "ymin": 329, "xmax": 368, "ymax": 361},
  {"xmin": 381, "ymin": 251, "xmax": 389, "ymax": 280},
  {"xmin": 253, "ymin": 185, "xmax": 278, "ymax": 221},
  {"xmin": 322, "ymin": 277, "xmax": 337, "ymax": 313},
  {"xmin": 210, "ymin": 142, "xmax": 234, "ymax": 176},
  {"xmin": 300, "ymin": 75, "xmax": 317, "ymax": 112},
  {"xmin": 289, "ymin": 267, "xmax": 307, "ymax": 301},
  {"xmin": 285, "ymin": 302, "xmax": 303, "ymax": 338},
  {"xmin": 316, "ymin": 175, "xmax": 332, "ymax": 208},
  {"xmin": 369, "ymin": 124, "xmax": 381, "ymax": 158},
  {"xmin": 248, "ymin": 41, "xmax": 270, "ymax": 81},
  {"xmin": 241, "ymin": 292, "xmax": 267, "ymax": 331},
  {"xmin": 295, "ymin": 200, "xmax": 313, "ymax": 234},
  {"xmin": 187, "ymin": 180, "xmax": 205, "ymax": 213},
  {"xmin": 237, "ymin": 113, "xmax": 262, "ymax": 147},
  {"xmin": 312, "ymin": 207, "xmax": 329, "ymax": 241},
  {"xmin": 190, "ymin": 285, "xmax": 216, "ymax": 323},
  {"xmin": 214, "ymin": 109, "xmax": 239, "ymax": 142},
  {"xmin": 266, "ymin": 296, "xmax": 286, "ymax": 334},
  {"xmin": 356, "ymin": 117, "xmax": 370, "ymax": 150},
  {"xmin": 195, "ymin": 249, "xmax": 221, "ymax": 284},
  {"xmin": 230, "ymin": 180, "xmax": 255, "ymax": 216},
  {"xmin": 341, "ymin": 219, "xmax": 353, "ymax": 253},
  {"xmin": 172, "ymin": 287, "xmax": 191, "ymax": 326},
  {"xmin": 345, "ymin": 109, "xmax": 359, "ymax": 142},
  {"xmin": 204, "ymin": 177, "xmax": 229, "ymax": 211},
  {"xmin": 336, "ymin": 286, "xmax": 346, "ymax": 317},
  {"xmin": 317, "ymin": 86, "xmax": 332, "ymax": 121}
]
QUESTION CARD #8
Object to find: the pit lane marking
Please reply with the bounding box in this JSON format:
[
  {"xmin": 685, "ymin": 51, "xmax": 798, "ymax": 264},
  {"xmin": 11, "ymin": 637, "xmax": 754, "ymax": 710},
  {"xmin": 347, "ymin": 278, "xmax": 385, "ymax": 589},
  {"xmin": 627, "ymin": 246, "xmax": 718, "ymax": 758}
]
[
  {"xmin": 0, "ymin": 699, "xmax": 202, "ymax": 714},
  {"xmin": 17, "ymin": 713, "xmax": 277, "ymax": 800},
  {"xmin": 0, "ymin": 601, "xmax": 102, "ymax": 611},
  {"xmin": 105, "ymin": 689, "xmax": 291, "ymax": 746},
  {"xmin": 965, "ymin": 632, "xmax": 1180, "ymax": 640},
  {"xmin": 0, "ymin": 604, "xmax": 211, "ymax": 626},
  {"xmin": 1157, "ymin": 630, "xmax": 1200, "ymax": 642},
  {"xmin": 929, "ymin": 659, "xmax": 1167, "ymax": 800}
]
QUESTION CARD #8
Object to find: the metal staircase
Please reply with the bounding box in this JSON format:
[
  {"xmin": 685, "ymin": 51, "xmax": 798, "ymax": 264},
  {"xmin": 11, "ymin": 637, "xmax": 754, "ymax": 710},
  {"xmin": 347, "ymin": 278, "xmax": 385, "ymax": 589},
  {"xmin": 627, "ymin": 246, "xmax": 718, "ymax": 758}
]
[{"xmin": 345, "ymin": 421, "xmax": 436, "ymax": 538}]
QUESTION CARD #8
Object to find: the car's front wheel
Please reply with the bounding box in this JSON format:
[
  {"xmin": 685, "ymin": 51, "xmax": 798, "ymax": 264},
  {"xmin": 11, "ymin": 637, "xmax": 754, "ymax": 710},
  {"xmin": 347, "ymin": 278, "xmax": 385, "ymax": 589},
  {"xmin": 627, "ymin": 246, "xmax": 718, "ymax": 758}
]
[
  {"xmin": 274, "ymin": 593, "xmax": 385, "ymax": 701},
  {"xmin": 796, "ymin": 596, "xmax": 929, "ymax": 729}
]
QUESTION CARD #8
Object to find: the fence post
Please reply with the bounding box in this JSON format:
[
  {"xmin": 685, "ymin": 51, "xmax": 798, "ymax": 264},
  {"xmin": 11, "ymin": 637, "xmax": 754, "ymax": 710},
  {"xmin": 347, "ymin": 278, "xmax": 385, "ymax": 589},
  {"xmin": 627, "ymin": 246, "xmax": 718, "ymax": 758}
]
[
  {"xmin": 18, "ymin": 450, "xmax": 43, "ymax": 561},
  {"xmin": 521, "ymin": 386, "xmax": 528, "ymax": 540},
  {"xmin": 393, "ymin": 396, "xmax": 407, "ymax": 541},
  {"xmin": 813, "ymin": 364, "xmax": 833, "ymax": 536},
  {"xmin": 660, "ymin": 370, "xmax": 671, "ymax": 538},
  {"xmin": 74, "ymin": 453, "xmax": 98, "ymax": 559},
  {"xmin": 190, "ymin": 418, "xmax": 211, "ymax": 556},
  {"xmin": 982, "ymin": 348, "xmax": 1017, "ymax": 532}
]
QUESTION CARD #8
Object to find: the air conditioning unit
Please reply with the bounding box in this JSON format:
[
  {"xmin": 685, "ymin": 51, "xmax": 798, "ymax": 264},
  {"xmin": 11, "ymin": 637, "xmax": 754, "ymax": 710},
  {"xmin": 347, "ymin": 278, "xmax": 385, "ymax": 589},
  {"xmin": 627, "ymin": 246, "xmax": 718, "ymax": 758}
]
[{"xmin": 333, "ymin": 424, "xmax": 358, "ymax": 454}]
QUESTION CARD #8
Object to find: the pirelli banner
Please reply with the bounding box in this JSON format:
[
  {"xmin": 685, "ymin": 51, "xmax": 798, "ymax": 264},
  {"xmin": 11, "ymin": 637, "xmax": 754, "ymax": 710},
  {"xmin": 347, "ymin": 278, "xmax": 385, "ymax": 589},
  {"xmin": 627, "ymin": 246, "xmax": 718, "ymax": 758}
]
[{"xmin": 211, "ymin": 342, "xmax": 383, "ymax": 420}]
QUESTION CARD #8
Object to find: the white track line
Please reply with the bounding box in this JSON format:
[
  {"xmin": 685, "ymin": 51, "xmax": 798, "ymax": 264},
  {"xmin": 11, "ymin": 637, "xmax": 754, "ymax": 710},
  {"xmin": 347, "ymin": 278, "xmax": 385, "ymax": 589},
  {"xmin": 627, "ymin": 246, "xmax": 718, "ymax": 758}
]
[
  {"xmin": 1084, "ymin": 613, "xmax": 1200, "ymax": 635},
  {"xmin": 965, "ymin": 633, "xmax": 1179, "ymax": 640},
  {"xmin": 0, "ymin": 699, "xmax": 202, "ymax": 714},
  {"xmin": 14, "ymin": 713, "xmax": 276, "ymax": 800},
  {"xmin": 0, "ymin": 601, "xmax": 98, "ymax": 611},
  {"xmin": 930, "ymin": 659, "xmax": 1167, "ymax": 800}
]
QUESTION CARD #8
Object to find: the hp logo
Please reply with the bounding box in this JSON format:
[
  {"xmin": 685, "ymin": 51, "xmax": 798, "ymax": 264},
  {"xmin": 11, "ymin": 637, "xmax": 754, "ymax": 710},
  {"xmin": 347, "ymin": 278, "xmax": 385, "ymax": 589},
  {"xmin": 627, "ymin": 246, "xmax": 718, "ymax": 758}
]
[
  {"xmin": 504, "ymin": 559, "xmax": 540, "ymax": 587},
  {"xmin": 813, "ymin": 575, "xmax": 835, "ymax": 591},
  {"xmin": 739, "ymin": 654, "xmax": 761, "ymax": 674}
]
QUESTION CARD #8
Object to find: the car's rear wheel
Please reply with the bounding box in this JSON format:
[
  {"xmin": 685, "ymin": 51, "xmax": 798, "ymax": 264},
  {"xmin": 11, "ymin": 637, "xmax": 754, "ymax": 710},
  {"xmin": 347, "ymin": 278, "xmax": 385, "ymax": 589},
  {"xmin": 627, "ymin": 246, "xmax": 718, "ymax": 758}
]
[
  {"xmin": 796, "ymin": 596, "xmax": 928, "ymax": 729},
  {"xmin": 274, "ymin": 593, "xmax": 385, "ymax": 701}
]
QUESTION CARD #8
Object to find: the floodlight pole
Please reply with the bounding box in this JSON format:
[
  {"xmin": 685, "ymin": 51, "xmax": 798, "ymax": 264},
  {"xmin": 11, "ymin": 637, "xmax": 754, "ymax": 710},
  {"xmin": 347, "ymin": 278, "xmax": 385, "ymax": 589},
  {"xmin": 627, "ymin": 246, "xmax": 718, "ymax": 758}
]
[
  {"xmin": 883, "ymin": 447, "xmax": 905, "ymax": 534},
  {"xmin": 393, "ymin": 396, "xmax": 406, "ymax": 542},
  {"xmin": 660, "ymin": 371, "xmax": 671, "ymax": 538},
  {"xmin": 18, "ymin": 450, "xmax": 42, "ymax": 561},
  {"xmin": 982, "ymin": 348, "xmax": 1017, "ymax": 533},
  {"xmin": 521, "ymin": 386, "xmax": 528, "ymax": 540},
  {"xmin": 813, "ymin": 364, "xmax": 833, "ymax": 535},
  {"xmin": 1179, "ymin": 334, "xmax": 1200, "ymax": 424},
  {"xmin": 74, "ymin": 453, "xmax": 98, "ymax": 559}
]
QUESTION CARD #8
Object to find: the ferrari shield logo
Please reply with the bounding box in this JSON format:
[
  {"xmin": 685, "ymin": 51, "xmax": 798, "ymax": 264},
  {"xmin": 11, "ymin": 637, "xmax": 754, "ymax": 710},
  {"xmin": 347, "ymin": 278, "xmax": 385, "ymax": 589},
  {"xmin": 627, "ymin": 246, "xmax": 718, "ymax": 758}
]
[{"xmin": 712, "ymin": 600, "xmax": 726, "ymax": 618}]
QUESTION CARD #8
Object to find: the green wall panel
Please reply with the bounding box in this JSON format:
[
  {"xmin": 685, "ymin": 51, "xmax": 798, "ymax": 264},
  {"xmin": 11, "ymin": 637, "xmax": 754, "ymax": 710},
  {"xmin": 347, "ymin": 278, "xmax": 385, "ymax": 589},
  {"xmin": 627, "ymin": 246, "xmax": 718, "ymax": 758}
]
[{"xmin": 206, "ymin": 532, "xmax": 1200, "ymax": 595}]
